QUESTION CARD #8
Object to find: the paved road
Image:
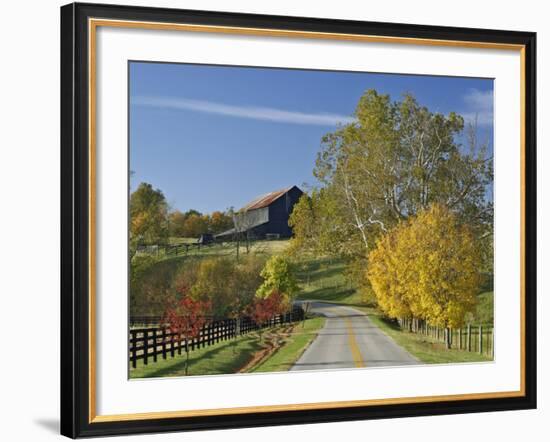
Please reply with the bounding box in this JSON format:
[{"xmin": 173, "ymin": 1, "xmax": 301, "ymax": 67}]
[{"xmin": 291, "ymin": 302, "xmax": 420, "ymax": 371}]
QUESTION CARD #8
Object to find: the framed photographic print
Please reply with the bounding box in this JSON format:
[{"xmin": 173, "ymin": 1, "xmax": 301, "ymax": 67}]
[{"xmin": 60, "ymin": 2, "xmax": 537, "ymax": 438}]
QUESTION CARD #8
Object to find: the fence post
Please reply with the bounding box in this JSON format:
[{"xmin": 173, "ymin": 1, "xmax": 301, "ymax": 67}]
[
  {"xmin": 161, "ymin": 328, "xmax": 167, "ymax": 359},
  {"xmin": 492, "ymin": 328, "xmax": 495, "ymax": 357},
  {"xmin": 143, "ymin": 330, "xmax": 148, "ymax": 365},
  {"xmin": 153, "ymin": 329, "xmax": 158, "ymax": 362},
  {"xmin": 170, "ymin": 330, "xmax": 175, "ymax": 358},
  {"xmin": 467, "ymin": 324, "xmax": 471, "ymax": 352},
  {"xmin": 131, "ymin": 330, "xmax": 137, "ymax": 369},
  {"xmin": 479, "ymin": 325, "xmax": 483, "ymax": 354}
]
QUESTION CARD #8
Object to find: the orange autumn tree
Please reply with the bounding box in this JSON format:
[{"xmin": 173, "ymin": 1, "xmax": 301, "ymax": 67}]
[{"xmin": 367, "ymin": 204, "xmax": 482, "ymax": 337}]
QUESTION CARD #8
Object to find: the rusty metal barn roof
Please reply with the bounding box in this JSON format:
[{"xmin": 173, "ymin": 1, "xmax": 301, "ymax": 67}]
[{"xmin": 241, "ymin": 186, "xmax": 294, "ymax": 211}]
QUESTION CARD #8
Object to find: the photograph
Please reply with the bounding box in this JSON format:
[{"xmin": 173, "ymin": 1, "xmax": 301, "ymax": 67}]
[
  {"xmin": 128, "ymin": 62, "xmax": 495, "ymax": 379},
  {"xmin": 55, "ymin": 1, "xmax": 536, "ymax": 438}
]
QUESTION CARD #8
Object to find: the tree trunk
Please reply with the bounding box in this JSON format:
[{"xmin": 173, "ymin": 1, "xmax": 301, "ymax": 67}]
[{"xmin": 302, "ymin": 302, "xmax": 310, "ymax": 328}]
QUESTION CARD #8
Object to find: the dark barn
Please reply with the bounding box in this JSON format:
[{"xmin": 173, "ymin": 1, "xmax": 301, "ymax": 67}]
[{"xmin": 215, "ymin": 185, "xmax": 303, "ymax": 241}]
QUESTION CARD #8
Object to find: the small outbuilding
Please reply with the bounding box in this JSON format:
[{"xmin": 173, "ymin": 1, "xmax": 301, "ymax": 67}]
[{"xmin": 197, "ymin": 233, "xmax": 214, "ymax": 245}]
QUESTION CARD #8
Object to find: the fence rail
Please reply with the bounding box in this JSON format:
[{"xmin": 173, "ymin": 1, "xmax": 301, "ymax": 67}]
[
  {"xmin": 129, "ymin": 308, "xmax": 304, "ymax": 368},
  {"xmin": 397, "ymin": 317, "xmax": 494, "ymax": 357},
  {"xmin": 136, "ymin": 241, "xmax": 215, "ymax": 258}
]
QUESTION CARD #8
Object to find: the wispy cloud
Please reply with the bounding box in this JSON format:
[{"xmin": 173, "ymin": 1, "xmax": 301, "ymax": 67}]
[
  {"xmin": 460, "ymin": 89, "xmax": 494, "ymax": 127},
  {"xmin": 132, "ymin": 96, "xmax": 355, "ymax": 127}
]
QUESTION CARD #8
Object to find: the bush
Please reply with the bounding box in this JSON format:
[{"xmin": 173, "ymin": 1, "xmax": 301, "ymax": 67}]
[{"xmin": 188, "ymin": 255, "xmax": 266, "ymax": 319}]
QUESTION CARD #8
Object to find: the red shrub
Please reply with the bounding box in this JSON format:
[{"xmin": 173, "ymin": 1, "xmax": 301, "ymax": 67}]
[{"xmin": 249, "ymin": 290, "xmax": 285, "ymax": 326}]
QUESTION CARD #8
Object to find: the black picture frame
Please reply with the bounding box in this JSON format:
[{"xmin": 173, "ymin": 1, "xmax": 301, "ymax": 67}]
[{"xmin": 61, "ymin": 2, "xmax": 537, "ymax": 438}]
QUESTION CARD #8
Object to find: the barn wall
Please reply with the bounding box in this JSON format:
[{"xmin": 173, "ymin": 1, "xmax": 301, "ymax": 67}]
[
  {"xmin": 266, "ymin": 186, "xmax": 303, "ymax": 237},
  {"xmin": 236, "ymin": 206, "xmax": 268, "ymax": 230}
]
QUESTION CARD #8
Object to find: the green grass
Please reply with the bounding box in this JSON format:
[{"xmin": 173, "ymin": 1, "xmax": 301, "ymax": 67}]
[
  {"xmin": 168, "ymin": 237, "xmax": 198, "ymax": 245},
  {"xmin": 130, "ymin": 333, "xmax": 265, "ymax": 378},
  {"xmin": 129, "ymin": 318, "xmax": 325, "ymax": 378},
  {"xmin": 295, "ymin": 257, "xmax": 363, "ymax": 306},
  {"xmin": 356, "ymin": 306, "xmax": 493, "ymax": 364},
  {"xmin": 138, "ymin": 239, "xmax": 291, "ymax": 262},
  {"xmin": 251, "ymin": 316, "xmax": 326, "ymax": 373},
  {"xmin": 471, "ymin": 291, "xmax": 494, "ymax": 327}
]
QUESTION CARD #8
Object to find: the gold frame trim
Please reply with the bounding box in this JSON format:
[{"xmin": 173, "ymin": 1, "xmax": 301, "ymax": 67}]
[{"xmin": 88, "ymin": 18, "xmax": 527, "ymax": 424}]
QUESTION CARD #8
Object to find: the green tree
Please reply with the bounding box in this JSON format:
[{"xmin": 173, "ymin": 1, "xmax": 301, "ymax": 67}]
[
  {"xmin": 257, "ymin": 255, "xmax": 299, "ymax": 310},
  {"xmin": 168, "ymin": 210, "xmax": 187, "ymax": 237},
  {"xmin": 130, "ymin": 182, "xmax": 169, "ymax": 252},
  {"xmin": 289, "ymin": 188, "xmax": 354, "ymax": 258},
  {"xmin": 311, "ymin": 90, "xmax": 492, "ymax": 256},
  {"xmin": 190, "ymin": 257, "xmax": 236, "ymax": 318}
]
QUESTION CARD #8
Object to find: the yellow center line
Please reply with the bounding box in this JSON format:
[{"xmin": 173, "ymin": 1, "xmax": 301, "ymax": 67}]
[
  {"xmin": 325, "ymin": 307, "xmax": 366, "ymax": 368},
  {"xmin": 345, "ymin": 317, "xmax": 366, "ymax": 368}
]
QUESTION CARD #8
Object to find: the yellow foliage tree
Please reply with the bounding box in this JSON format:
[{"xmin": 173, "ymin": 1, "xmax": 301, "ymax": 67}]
[{"xmin": 367, "ymin": 204, "xmax": 481, "ymax": 329}]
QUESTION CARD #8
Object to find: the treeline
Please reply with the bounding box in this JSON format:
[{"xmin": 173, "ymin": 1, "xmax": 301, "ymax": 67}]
[
  {"xmin": 168, "ymin": 209, "xmax": 233, "ymax": 238},
  {"xmin": 129, "ymin": 182, "xmax": 234, "ymax": 252}
]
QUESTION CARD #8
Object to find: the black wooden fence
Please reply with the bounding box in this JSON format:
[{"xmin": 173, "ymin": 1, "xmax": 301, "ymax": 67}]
[
  {"xmin": 136, "ymin": 241, "xmax": 215, "ymax": 258},
  {"xmin": 129, "ymin": 308, "xmax": 304, "ymax": 368},
  {"xmin": 398, "ymin": 317, "xmax": 494, "ymax": 357}
]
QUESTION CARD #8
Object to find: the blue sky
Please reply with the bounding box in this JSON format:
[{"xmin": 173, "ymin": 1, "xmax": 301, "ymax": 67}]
[{"xmin": 129, "ymin": 62, "xmax": 493, "ymax": 214}]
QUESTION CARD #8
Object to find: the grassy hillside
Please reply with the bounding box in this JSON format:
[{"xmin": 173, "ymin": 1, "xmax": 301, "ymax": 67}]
[
  {"xmin": 130, "ymin": 239, "xmax": 291, "ymax": 316},
  {"xmin": 295, "ymin": 257, "xmax": 362, "ymax": 306},
  {"xmin": 139, "ymin": 238, "xmax": 290, "ymax": 261}
]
